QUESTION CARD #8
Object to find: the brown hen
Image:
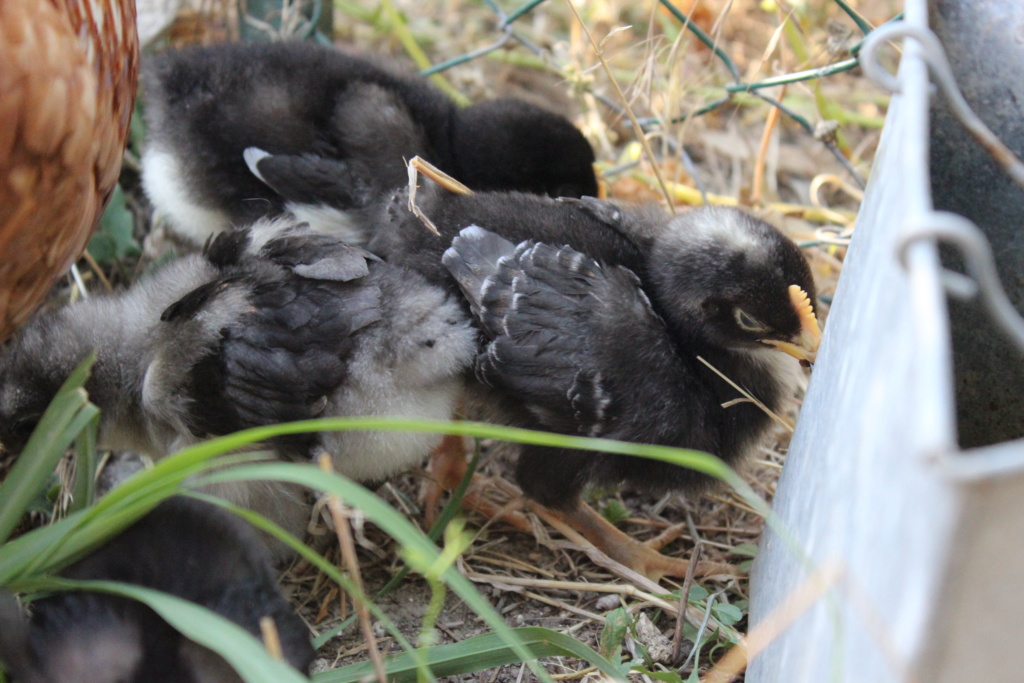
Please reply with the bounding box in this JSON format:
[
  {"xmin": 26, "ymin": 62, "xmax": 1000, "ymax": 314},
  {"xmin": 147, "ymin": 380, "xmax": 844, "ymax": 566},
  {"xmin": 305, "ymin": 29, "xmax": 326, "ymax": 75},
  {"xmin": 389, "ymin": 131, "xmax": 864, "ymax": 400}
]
[{"xmin": 0, "ymin": 0, "xmax": 139, "ymax": 341}]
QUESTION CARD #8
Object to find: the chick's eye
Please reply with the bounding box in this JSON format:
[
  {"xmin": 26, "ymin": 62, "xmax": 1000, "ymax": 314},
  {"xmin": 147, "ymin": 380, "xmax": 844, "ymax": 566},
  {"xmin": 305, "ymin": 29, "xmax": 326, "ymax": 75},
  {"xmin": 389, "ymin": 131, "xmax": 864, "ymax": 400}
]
[{"xmin": 733, "ymin": 308, "xmax": 767, "ymax": 333}]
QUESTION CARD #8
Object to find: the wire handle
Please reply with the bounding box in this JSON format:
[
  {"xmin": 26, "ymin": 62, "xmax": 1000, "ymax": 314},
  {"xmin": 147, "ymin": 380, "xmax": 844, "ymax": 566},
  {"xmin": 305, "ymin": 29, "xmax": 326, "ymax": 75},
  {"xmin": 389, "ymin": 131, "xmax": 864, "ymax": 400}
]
[
  {"xmin": 861, "ymin": 22, "xmax": 1024, "ymax": 354},
  {"xmin": 897, "ymin": 212, "xmax": 1024, "ymax": 355},
  {"xmin": 860, "ymin": 22, "xmax": 1024, "ymax": 193}
]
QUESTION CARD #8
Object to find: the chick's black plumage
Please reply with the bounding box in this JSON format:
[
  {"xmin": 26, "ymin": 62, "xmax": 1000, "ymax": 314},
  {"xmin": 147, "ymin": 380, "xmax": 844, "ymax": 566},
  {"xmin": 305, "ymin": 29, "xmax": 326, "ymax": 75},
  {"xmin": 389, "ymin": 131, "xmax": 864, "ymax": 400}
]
[
  {"xmin": 0, "ymin": 218, "xmax": 476, "ymax": 538},
  {"xmin": 141, "ymin": 41, "xmax": 597, "ymax": 245},
  {"xmin": 153, "ymin": 227, "xmax": 386, "ymax": 460},
  {"xmin": 0, "ymin": 497, "xmax": 312, "ymax": 683},
  {"xmin": 360, "ymin": 187, "xmax": 818, "ymax": 509}
]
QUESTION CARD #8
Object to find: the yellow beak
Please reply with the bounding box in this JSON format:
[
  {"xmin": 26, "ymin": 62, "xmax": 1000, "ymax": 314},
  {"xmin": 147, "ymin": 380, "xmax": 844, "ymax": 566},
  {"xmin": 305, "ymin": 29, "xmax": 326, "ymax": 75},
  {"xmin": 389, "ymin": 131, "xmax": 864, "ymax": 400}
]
[{"xmin": 760, "ymin": 285, "xmax": 821, "ymax": 363}]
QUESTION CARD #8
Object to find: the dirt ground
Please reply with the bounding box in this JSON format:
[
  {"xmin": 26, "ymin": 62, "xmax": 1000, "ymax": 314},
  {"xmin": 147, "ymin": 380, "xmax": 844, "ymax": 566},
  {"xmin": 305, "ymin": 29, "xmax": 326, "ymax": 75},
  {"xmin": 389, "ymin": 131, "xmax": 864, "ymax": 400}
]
[{"xmin": 282, "ymin": 428, "xmax": 793, "ymax": 680}]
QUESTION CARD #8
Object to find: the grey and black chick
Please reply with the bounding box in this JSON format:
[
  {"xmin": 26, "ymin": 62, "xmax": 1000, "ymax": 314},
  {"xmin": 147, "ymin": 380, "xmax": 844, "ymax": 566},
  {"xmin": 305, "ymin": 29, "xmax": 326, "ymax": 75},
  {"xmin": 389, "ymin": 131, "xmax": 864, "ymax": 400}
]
[
  {"xmin": 0, "ymin": 497, "xmax": 312, "ymax": 683},
  {"xmin": 0, "ymin": 218, "xmax": 477, "ymax": 538},
  {"xmin": 141, "ymin": 41, "xmax": 598, "ymax": 245},
  {"xmin": 362, "ymin": 187, "xmax": 820, "ymax": 578}
]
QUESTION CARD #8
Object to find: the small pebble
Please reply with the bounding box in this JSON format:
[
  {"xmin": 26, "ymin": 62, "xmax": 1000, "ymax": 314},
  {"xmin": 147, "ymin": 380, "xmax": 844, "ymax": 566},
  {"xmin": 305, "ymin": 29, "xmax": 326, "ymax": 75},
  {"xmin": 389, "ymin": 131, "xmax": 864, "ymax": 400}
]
[{"xmin": 634, "ymin": 612, "xmax": 673, "ymax": 664}]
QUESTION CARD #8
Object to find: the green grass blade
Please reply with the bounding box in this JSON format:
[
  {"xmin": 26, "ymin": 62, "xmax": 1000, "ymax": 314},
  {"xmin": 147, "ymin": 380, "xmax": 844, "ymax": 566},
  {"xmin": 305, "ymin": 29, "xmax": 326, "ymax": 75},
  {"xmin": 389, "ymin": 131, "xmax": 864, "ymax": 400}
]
[
  {"xmin": 0, "ymin": 493, "xmax": 175, "ymax": 587},
  {"xmin": 163, "ymin": 415, "xmax": 736, "ymax": 484},
  {"xmin": 0, "ymin": 355, "xmax": 98, "ymax": 544},
  {"xmin": 312, "ymin": 626, "xmax": 627, "ymax": 682},
  {"xmin": 0, "ymin": 452, "xmax": 275, "ymax": 585},
  {"xmin": 21, "ymin": 578, "xmax": 308, "ymax": 683},
  {"xmin": 185, "ymin": 493, "xmax": 422, "ymax": 663},
  {"xmin": 370, "ymin": 442, "xmax": 482, "ymax": 603},
  {"xmin": 377, "ymin": 0, "xmax": 470, "ymax": 105},
  {"xmin": 69, "ymin": 416, "xmax": 100, "ymax": 513},
  {"xmin": 194, "ymin": 462, "xmax": 627, "ymax": 683},
  {"xmin": 0, "ymin": 515, "xmax": 82, "ymax": 585}
]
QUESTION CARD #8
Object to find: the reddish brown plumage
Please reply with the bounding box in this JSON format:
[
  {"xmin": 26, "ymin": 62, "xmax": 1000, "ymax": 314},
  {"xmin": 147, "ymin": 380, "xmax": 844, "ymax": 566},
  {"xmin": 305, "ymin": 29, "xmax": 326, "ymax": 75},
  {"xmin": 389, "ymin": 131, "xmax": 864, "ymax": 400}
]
[{"xmin": 0, "ymin": 0, "xmax": 139, "ymax": 341}]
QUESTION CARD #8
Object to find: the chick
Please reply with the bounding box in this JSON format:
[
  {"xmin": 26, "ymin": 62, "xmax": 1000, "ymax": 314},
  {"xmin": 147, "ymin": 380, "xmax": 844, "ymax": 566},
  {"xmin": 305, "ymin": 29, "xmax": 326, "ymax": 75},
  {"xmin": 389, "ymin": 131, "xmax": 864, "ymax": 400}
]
[
  {"xmin": 363, "ymin": 187, "xmax": 820, "ymax": 578},
  {"xmin": 0, "ymin": 218, "xmax": 477, "ymax": 539},
  {"xmin": 140, "ymin": 41, "xmax": 597, "ymax": 245},
  {"xmin": 0, "ymin": 497, "xmax": 313, "ymax": 683}
]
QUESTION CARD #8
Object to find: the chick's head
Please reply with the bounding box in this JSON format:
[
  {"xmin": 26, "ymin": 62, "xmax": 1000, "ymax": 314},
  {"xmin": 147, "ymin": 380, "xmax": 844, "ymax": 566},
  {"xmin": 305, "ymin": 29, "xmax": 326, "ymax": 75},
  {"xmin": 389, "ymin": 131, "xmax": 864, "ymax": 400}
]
[{"xmin": 648, "ymin": 206, "xmax": 820, "ymax": 362}]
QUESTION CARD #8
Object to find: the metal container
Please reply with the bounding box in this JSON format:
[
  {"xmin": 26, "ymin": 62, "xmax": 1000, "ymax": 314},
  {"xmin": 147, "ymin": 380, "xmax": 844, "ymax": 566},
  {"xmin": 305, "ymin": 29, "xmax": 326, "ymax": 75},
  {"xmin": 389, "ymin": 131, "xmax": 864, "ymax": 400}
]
[{"xmin": 748, "ymin": 1, "xmax": 1024, "ymax": 681}]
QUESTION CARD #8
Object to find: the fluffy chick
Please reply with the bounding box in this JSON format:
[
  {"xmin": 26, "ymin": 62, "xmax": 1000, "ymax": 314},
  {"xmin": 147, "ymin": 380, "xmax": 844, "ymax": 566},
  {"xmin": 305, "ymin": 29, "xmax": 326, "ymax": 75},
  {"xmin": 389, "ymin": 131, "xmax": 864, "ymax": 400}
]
[
  {"xmin": 0, "ymin": 218, "xmax": 477, "ymax": 538},
  {"xmin": 361, "ymin": 188, "xmax": 819, "ymax": 577},
  {"xmin": 443, "ymin": 214, "xmax": 815, "ymax": 504},
  {"xmin": 140, "ymin": 41, "xmax": 597, "ymax": 245},
  {"xmin": 0, "ymin": 497, "xmax": 312, "ymax": 683}
]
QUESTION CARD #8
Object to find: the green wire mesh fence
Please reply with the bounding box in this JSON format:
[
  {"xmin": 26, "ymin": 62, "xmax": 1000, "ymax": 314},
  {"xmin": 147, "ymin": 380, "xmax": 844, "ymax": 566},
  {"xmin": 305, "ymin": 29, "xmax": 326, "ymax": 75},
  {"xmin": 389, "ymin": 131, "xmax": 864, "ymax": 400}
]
[
  {"xmin": 412, "ymin": 0, "xmax": 903, "ymax": 191},
  {"xmin": 239, "ymin": 0, "xmax": 901, "ymax": 209}
]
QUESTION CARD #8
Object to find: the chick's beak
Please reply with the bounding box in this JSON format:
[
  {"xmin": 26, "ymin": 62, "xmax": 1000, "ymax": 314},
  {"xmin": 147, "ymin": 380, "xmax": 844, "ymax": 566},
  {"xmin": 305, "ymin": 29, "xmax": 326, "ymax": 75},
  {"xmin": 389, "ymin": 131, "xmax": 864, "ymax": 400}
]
[{"xmin": 761, "ymin": 285, "xmax": 821, "ymax": 363}]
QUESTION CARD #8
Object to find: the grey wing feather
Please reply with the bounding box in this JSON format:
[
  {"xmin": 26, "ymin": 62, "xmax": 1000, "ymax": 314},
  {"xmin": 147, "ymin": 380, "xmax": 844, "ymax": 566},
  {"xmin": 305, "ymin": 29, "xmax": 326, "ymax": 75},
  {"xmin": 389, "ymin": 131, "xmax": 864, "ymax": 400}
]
[
  {"xmin": 243, "ymin": 146, "xmax": 371, "ymax": 208},
  {"xmin": 259, "ymin": 226, "xmax": 380, "ymax": 282},
  {"xmin": 444, "ymin": 226, "xmax": 648, "ymax": 436},
  {"xmin": 161, "ymin": 227, "xmax": 385, "ymax": 452},
  {"xmin": 555, "ymin": 196, "xmax": 624, "ymax": 229},
  {"xmin": 442, "ymin": 225, "xmax": 518, "ymax": 320}
]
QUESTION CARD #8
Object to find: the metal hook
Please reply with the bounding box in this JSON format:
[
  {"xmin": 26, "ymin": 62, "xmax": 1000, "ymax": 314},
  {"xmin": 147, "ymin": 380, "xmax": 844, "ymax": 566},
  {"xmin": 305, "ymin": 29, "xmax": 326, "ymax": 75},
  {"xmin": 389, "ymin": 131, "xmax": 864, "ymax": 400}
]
[
  {"xmin": 860, "ymin": 22, "xmax": 933, "ymax": 95},
  {"xmin": 897, "ymin": 212, "xmax": 1024, "ymax": 354},
  {"xmin": 860, "ymin": 23, "xmax": 1024, "ymax": 193}
]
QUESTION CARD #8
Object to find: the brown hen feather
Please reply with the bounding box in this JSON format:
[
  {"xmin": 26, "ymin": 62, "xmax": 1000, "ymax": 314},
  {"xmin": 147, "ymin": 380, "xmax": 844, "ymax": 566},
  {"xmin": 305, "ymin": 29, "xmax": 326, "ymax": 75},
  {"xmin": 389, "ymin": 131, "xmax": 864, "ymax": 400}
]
[{"xmin": 0, "ymin": 0, "xmax": 139, "ymax": 341}]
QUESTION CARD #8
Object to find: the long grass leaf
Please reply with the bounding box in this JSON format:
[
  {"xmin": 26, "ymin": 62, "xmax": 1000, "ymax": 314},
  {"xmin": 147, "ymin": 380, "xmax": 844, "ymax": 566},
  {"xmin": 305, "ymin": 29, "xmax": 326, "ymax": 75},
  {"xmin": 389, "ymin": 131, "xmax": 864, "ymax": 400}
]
[
  {"xmin": 185, "ymin": 493, "xmax": 423, "ymax": 664},
  {"xmin": 0, "ymin": 452, "xmax": 274, "ymax": 584},
  {"xmin": 0, "ymin": 354, "xmax": 98, "ymax": 544},
  {"xmin": 369, "ymin": 443, "xmax": 482, "ymax": 606},
  {"xmin": 20, "ymin": 578, "xmax": 308, "ymax": 683},
  {"xmin": 160, "ymin": 416, "xmax": 736, "ymax": 484},
  {"xmin": 69, "ymin": 415, "xmax": 100, "ymax": 513},
  {"xmin": 194, "ymin": 462, "xmax": 627, "ymax": 683},
  {"xmin": 313, "ymin": 627, "xmax": 627, "ymax": 682}
]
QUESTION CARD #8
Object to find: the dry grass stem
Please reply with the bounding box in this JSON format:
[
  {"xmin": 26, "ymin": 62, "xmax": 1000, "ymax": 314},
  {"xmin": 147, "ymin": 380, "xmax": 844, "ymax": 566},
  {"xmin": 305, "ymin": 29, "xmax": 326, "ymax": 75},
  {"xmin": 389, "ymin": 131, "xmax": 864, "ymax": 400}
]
[
  {"xmin": 701, "ymin": 562, "xmax": 843, "ymax": 683},
  {"xmin": 636, "ymin": 174, "xmax": 858, "ymax": 222},
  {"xmin": 751, "ymin": 86, "xmax": 785, "ymax": 205},
  {"xmin": 672, "ymin": 543, "xmax": 702, "ymax": 663},
  {"xmin": 464, "ymin": 571, "xmax": 678, "ymax": 613},
  {"xmin": 810, "ymin": 173, "xmax": 865, "ymax": 206},
  {"xmin": 259, "ymin": 616, "xmax": 284, "ymax": 659},
  {"xmin": 82, "ymin": 250, "xmax": 113, "ymax": 291},
  {"xmin": 564, "ymin": 0, "xmax": 675, "ymax": 213},
  {"xmin": 520, "ymin": 590, "xmax": 604, "ymax": 622},
  {"xmin": 68, "ymin": 264, "xmax": 89, "ymax": 302},
  {"xmin": 314, "ymin": 586, "xmax": 338, "ymax": 624},
  {"xmin": 842, "ymin": 572, "xmax": 920, "ymax": 683},
  {"xmin": 697, "ymin": 356, "xmax": 795, "ymax": 432},
  {"xmin": 550, "ymin": 665, "xmax": 599, "ymax": 680},
  {"xmin": 316, "ymin": 453, "xmax": 387, "ymax": 683},
  {"xmin": 405, "ymin": 155, "xmax": 473, "ymax": 235},
  {"xmin": 408, "ymin": 155, "xmax": 474, "ymax": 195},
  {"xmin": 473, "ymin": 552, "xmax": 557, "ymax": 577}
]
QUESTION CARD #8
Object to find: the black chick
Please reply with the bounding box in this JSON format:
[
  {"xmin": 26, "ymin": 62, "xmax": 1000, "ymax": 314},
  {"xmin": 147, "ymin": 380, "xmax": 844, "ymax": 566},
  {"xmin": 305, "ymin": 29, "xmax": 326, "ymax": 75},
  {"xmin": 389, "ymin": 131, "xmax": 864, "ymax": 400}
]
[
  {"xmin": 362, "ymin": 187, "xmax": 820, "ymax": 578},
  {"xmin": 0, "ymin": 218, "xmax": 477, "ymax": 541},
  {"xmin": 140, "ymin": 41, "xmax": 598, "ymax": 245},
  {"xmin": 0, "ymin": 497, "xmax": 312, "ymax": 683}
]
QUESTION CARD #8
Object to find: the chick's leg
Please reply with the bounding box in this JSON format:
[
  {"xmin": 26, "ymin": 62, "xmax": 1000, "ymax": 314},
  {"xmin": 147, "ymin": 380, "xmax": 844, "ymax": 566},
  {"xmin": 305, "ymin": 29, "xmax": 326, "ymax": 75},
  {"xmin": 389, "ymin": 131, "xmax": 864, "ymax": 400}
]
[
  {"xmin": 422, "ymin": 434, "xmax": 468, "ymax": 527},
  {"xmin": 422, "ymin": 434, "xmax": 532, "ymax": 532},
  {"xmin": 536, "ymin": 502, "xmax": 735, "ymax": 582},
  {"xmin": 512, "ymin": 447, "xmax": 734, "ymax": 581}
]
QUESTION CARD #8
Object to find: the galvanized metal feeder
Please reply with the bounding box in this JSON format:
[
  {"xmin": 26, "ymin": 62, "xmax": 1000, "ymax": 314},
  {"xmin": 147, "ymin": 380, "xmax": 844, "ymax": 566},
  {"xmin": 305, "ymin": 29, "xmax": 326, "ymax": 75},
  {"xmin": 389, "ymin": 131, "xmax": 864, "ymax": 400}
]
[{"xmin": 748, "ymin": 1, "xmax": 1024, "ymax": 681}]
